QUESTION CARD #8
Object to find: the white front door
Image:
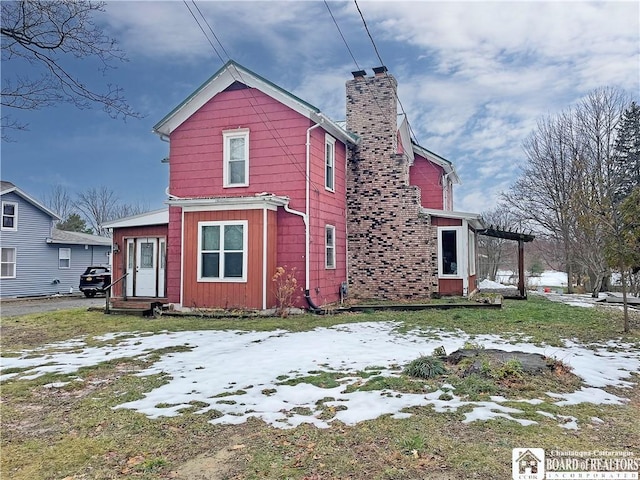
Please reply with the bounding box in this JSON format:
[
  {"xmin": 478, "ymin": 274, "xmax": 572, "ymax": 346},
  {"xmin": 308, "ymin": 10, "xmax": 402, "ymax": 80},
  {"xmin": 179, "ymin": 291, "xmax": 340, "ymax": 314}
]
[{"xmin": 135, "ymin": 238, "xmax": 157, "ymax": 297}]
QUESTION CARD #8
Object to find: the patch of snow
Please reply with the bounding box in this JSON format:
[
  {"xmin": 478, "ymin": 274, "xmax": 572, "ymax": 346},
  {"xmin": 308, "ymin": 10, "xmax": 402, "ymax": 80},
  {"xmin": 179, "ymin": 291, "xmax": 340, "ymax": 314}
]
[
  {"xmin": 1, "ymin": 322, "xmax": 639, "ymax": 430},
  {"xmin": 478, "ymin": 279, "xmax": 516, "ymax": 290}
]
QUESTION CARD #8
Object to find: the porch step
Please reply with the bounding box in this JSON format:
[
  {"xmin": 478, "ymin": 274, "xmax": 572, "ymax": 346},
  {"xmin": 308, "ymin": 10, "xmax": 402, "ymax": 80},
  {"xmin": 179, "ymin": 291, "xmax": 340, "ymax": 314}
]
[{"xmin": 108, "ymin": 297, "xmax": 169, "ymax": 316}]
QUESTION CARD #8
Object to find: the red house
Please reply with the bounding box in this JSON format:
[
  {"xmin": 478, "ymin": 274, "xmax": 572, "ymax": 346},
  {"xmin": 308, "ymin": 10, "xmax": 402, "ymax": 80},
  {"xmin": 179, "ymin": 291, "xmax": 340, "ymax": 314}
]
[{"xmin": 104, "ymin": 61, "xmax": 483, "ymax": 311}]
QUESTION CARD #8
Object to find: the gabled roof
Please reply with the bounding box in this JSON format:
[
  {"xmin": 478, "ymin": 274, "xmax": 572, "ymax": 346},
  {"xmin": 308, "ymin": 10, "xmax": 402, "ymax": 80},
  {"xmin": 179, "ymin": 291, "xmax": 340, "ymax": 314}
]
[
  {"xmin": 0, "ymin": 180, "xmax": 61, "ymax": 220},
  {"xmin": 395, "ymin": 116, "xmax": 460, "ymax": 185},
  {"xmin": 47, "ymin": 228, "xmax": 111, "ymax": 246},
  {"xmin": 102, "ymin": 208, "xmax": 169, "ymax": 229},
  {"xmin": 153, "ymin": 60, "xmax": 358, "ymax": 145}
]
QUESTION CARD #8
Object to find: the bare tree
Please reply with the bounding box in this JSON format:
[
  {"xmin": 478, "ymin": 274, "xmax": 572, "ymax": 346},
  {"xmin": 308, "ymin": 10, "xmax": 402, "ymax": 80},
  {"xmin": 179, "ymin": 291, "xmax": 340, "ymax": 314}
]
[
  {"xmin": 76, "ymin": 186, "xmax": 119, "ymax": 236},
  {"xmin": 41, "ymin": 184, "xmax": 75, "ymax": 221},
  {"xmin": 76, "ymin": 186, "xmax": 150, "ymax": 236},
  {"xmin": 503, "ymin": 111, "xmax": 582, "ymax": 293},
  {"xmin": 1, "ymin": 0, "xmax": 141, "ymax": 139}
]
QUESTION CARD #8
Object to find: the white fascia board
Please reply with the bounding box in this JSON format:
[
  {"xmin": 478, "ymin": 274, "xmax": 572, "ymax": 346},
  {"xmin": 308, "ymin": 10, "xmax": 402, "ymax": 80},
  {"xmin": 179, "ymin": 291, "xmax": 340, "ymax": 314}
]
[
  {"xmin": 168, "ymin": 195, "xmax": 290, "ymax": 212},
  {"xmin": 102, "ymin": 208, "xmax": 169, "ymax": 228},
  {"xmin": 397, "ymin": 115, "xmax": 415, "ymax": 165},
  {"xmin": 422, "ymin": 208, "xmax": 484, "ymax": 230},
  {"xmin": 1, "ymin": 186, "xmax": 61, "ymax": 220}
]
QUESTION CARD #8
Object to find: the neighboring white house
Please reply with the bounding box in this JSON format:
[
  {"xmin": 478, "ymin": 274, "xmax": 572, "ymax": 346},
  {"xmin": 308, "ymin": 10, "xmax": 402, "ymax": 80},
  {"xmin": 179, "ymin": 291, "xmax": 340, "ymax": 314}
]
[{"xmin": 0, "ymin": 181, "xmax": 111, "ymax": 298}]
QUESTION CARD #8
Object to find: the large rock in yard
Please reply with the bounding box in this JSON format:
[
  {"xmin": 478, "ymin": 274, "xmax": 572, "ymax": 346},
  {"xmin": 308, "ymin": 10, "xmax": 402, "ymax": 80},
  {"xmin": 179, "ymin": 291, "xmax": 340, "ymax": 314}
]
[{"xmin": 446, "ymin": 348, "xmax": 550, "ymax": 374}]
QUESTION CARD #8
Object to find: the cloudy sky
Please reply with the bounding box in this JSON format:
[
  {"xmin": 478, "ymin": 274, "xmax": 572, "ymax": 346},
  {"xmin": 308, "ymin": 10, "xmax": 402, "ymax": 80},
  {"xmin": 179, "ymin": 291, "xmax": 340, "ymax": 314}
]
[{"xmin": 2, "ymin": 0, "xmax": 638, "ymax": 215}]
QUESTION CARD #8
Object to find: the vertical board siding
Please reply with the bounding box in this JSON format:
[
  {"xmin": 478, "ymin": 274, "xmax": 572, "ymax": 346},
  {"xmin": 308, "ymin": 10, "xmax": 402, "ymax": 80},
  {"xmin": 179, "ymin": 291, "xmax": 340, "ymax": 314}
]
[
  {"xmin": 0, "ymin": 192, "xmax": 110, "ymax": 297},
  {"xmin": 439, "ymin": 278, "xmax": 463, "ymax": 296},
  {"xmin": 111, "ymin": 224, "xmax": 168, "ymax": 298},
  {"xmin": 182, "ymin": 209, "xmax": 275, "ymax": 309},
  {"xmin": 409, "ymin": 154, "xmax": 446, "ymax": 210}
]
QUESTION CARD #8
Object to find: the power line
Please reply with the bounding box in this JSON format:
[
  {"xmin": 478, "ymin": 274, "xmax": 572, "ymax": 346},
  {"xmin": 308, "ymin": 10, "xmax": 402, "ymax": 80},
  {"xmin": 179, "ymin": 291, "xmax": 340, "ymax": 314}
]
[
  {"xmin": 352, "ymin": 0, "xmax": 419, "ymax": 146},
  {"xmin": 181, "ymin": 1, "xmax": 316, "ymax": 189},
  {"xmin": 182, "ymin": 0, "xmax": 224, "ymax": 63},
  {"xmin": 324, "ymin": 0, "xmax": 361, "ymax": 71}
]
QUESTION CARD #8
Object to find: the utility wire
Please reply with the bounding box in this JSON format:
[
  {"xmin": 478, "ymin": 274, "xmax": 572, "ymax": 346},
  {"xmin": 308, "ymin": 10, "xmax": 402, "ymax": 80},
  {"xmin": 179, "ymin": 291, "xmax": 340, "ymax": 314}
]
[
  {"xmin": 324, "ymin": 0, "xmax": 361, "ymax": 71},
  {"xmin": 181, "ymin": 1, "xmax": 316, "ymax": 189},
  {"xmin": 191, "ymin": 1, "xmax": 233, "ymax": 60},
  {"xmin": 182, "ymin": 0, "xmax": 224, "ymax": 63},
  {"xmin": 353, "ymin": 0, "xmax": 420, "ymax": 146}
]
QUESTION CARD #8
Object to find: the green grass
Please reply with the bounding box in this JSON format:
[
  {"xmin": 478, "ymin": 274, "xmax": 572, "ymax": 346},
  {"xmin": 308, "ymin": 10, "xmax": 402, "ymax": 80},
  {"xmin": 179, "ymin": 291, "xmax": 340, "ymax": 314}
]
[{"xmin": 1, "ymin": 297, "xmax": 639, "ymax": 479}]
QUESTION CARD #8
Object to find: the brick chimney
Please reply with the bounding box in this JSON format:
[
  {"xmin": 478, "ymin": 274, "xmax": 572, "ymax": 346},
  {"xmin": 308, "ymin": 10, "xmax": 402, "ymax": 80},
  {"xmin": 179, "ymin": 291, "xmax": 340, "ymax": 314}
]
[{"xmin": 345, "ymin": 68, "xmax": 438, "ymax": 301}]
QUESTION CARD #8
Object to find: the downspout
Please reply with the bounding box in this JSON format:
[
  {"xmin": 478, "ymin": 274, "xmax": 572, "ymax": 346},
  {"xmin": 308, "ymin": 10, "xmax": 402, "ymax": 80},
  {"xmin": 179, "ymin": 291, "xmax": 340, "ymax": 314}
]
[{"xmin": 284, "ymin": 121, "xmax": 324, "ymax": 312}]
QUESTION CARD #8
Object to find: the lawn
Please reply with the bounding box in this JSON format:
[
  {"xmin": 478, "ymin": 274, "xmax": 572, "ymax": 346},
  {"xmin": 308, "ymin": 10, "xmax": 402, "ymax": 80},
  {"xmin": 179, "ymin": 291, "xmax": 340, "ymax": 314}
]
[{"xmin": 1, "ymin": 297, "xmax": 639, "ymax": 480}]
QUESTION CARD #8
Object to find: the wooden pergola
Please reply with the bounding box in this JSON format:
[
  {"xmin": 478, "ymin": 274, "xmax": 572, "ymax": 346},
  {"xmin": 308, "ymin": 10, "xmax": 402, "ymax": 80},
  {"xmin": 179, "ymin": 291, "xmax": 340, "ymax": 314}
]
[{"xmin": 477, "ymin": 226, "xmax": 535, "ymax": 298}]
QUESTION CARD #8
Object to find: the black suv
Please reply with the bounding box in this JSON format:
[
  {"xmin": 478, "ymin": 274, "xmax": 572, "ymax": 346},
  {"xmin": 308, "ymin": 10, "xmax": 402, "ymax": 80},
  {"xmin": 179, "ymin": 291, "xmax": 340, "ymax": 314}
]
[{"xmin": 79, "ymin": 266, "xmax": 111, "ymax": 297}]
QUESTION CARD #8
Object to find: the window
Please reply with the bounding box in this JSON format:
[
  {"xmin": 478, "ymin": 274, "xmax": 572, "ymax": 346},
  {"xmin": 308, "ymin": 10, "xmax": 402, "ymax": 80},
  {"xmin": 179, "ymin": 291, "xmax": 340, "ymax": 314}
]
[
  {"xmin": 223, "ymin": 129, "xmax": 249, "ymax": 187},
  {"xmin": 58, "ymin": 248, "xmax": 71, "ymax": 269},
  {"xmin": 325, "ymin": 134, "xmax": 335, "ymax": 191},
  {"xmin": 140, "ymin": 242, "xmax": 154, "ymax": 268},
  {"xmin": 198, "ymin": 221, "xmax": 247, "ymax": 282},
  {"xmin": 325, "ymin": 225, "xmax": 336, "ymax": 269},
  {"xmin": 441, "ymin": 230, "xmax": 458, "ymax": 275},
  {"xmin": 1, "ymin": 247, "xmax": 16, "ymax": 278},
  {"xmin": 1, "ymin": 202, "xmax": 17, "ymax": 230}
]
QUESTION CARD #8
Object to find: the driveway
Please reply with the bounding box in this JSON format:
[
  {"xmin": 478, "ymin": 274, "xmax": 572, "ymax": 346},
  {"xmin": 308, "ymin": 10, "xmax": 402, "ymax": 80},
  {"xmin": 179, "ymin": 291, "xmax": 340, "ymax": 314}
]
[{"xmin": 0, "ymin": 294, "xmax": 106, "ymax": 317}]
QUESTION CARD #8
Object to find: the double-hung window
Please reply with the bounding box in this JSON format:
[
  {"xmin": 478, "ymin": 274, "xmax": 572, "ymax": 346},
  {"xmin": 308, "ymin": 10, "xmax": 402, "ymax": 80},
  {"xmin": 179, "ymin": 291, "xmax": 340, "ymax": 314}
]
[
  {"xmin": 2, "ymin": 202, "xmax": 17, "ymax": 230},
  {"xmin": 198, "ymin": 221, "xmax": 247, "ymax": 282},
  {"xmin": 223, "ymin": 129, "xmax": 249, "ymax": 187},
  {"xmin": 1, "ymin": 247, "xmax": 16, "ymax": 278},
  {"xmin": 58, "ymin": 248, "xmax": 71, "ymax": 269},
  {"xmin": 325, "ymin": 134, "xmax": 335, "ymax": 192},
  {"xmin": 325, "ymin": 225, "xmax": 336, "ymax": 269}
]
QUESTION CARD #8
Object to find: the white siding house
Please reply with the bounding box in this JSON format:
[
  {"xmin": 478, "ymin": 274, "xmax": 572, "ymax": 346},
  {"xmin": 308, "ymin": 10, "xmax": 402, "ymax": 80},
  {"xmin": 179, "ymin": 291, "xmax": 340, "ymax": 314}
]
[{"xmin": 0, "ymin": 181, "xmax": 111, "ymax": 298}]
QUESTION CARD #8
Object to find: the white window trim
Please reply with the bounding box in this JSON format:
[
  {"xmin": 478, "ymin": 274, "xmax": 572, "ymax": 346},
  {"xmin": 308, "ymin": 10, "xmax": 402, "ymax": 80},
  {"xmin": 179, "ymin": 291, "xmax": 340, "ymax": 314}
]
[
  {"xmin": 58, "ymin": 247, "xmax": 71, "ymax": 269},
  {"xmin": 437, "ymin": 226, "xmax": 466, "ymax": 279},
  {"xmin": 223, "ymin": 129, "xmax": 249, "ymax": 188},
  {"xmin": 1, "ymin": 247, "xmax": 16, "ymax": 279},
  {"xmin": 1, "ymin": 201, "xmax": 18, "ymax": 231},
  {"xmin": 197, "ymin": 220, "xmax": 248, "ymax": 283},
  {"xmin": 325, "ymin": 134, "xmax": 336, "ymax": 192},
  {"xmin": 468, "ymin": 230, "xmax": 476, "ymax": 276},
  {"xmin": 325, "ymin": 224, "xmax": 336, "ymax": 269}
]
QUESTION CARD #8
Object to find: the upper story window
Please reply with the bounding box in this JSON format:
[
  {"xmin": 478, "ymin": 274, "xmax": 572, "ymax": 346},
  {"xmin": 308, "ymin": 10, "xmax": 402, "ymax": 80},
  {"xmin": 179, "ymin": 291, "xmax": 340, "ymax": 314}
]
[
  {"xmin": 325, "ymin": 134, "xmax": 335, "ymax": 192},
  {"xmin": 223, "ymin": 129, "xmax": 249, "ymax": 187},
  {"xmin": 58, "ymin": 248, "xmax": 71, "ymax": 269},
  {"xmin": 1, "ymin": 201, "xmax": 17, "ymax": 231},
  {"xmin": 325, "ymin": 224, "xmax": 336, "ymax": 269},
  {"xmin": 198, "ymin": 220, "xmax": 247, "ymax": 282},
  {"xmin": 1, "ymin": 247, "xmax": 16, "ymax": 278}
]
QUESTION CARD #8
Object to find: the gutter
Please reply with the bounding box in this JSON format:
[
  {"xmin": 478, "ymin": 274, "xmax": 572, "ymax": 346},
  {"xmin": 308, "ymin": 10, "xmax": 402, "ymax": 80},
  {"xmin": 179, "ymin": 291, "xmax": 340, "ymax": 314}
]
[{"xmin": 284, "ymin": 121, "xmax": 324, "ymax": 313}]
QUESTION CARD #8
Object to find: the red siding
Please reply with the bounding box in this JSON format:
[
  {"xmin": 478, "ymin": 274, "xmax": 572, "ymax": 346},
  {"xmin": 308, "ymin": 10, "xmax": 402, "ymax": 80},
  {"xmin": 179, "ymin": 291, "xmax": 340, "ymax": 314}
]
[
  {"xmin": 431, "ymin": 216, "xmax": 462, "ymax": 227},
  {"xmin": 111, "ymin": 224, "xmax": 168, "ymax": 297},
  {"xmin": 169, "ymin": 87, "xmax": 309, "ymax": 207},
  {"xmin": 167, "ymin": 86, "xmax": 348, "ymax": 309},
  {"xmin": 182, "ymin": 209, "xmax": 275, "ymax": 310},
  {"xmin": 439, "ymin": 278, "xmax": 463, "ymax": 296},
  {"xmin": 167, "ymin": 206, "xmax": 182, "ymax": 303},
  {"xmin": 409, "ymin": 153, "xmax": 446, "ymax": 209}
]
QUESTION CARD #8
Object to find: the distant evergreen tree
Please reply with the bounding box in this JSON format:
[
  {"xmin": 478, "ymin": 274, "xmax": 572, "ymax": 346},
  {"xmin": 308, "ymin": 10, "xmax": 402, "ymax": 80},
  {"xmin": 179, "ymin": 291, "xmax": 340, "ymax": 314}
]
[
  {"xmin": 613, "ymin": 102, "xmax": 640, "ymax": 202},
  {"xmin": 57, "ymin": 213, "xmax": 94, "ymax": 234}
]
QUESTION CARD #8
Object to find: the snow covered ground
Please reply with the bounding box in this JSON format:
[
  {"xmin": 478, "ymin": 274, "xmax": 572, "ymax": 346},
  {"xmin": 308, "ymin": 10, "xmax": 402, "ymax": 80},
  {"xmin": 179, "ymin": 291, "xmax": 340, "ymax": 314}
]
[
  {"xmin": 495, "ymin": 269, "xmax": 568, "ymax": 288},
  {"xmin": 2, "ymin": 322, "xmax": 638, "ymax": 431}
]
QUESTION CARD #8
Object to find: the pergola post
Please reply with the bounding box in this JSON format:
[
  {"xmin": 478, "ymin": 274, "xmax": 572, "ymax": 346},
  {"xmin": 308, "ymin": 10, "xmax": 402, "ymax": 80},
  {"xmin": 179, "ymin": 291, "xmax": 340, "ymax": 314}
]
[{"xmin": 518, "ymin": 238, "xmax": 525, "ymax": 297}]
